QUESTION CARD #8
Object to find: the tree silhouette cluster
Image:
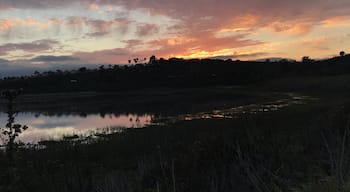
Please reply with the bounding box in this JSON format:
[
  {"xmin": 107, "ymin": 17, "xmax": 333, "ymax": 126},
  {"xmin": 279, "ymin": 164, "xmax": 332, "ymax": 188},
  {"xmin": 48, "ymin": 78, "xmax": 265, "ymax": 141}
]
[{"xmin": 0, "ymin": 54, "xmax": 350, "ymax": 93}]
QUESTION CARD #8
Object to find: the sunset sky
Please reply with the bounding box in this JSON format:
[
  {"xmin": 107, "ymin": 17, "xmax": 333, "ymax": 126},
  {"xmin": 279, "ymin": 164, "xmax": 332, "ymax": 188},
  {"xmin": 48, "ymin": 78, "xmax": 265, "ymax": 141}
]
[{"xmin": 1, "ymin": 0, "xmax": 350, "ymax": 74}]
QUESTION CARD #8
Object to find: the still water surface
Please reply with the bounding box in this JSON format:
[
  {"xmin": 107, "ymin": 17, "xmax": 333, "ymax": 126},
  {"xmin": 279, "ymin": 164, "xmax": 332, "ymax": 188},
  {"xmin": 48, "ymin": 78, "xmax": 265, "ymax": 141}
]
[
  {"xmin": 0, "ymin": 112, "xmax": 153, "ymax": 143},
  {"xmin": 0, "ymin": 93, "xmax": 314, "ymax": 144}
]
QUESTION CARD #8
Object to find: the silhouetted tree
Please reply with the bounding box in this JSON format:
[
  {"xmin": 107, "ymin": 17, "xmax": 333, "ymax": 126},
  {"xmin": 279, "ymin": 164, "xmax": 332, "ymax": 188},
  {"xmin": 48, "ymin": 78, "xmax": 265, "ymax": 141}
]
[
  {"xmin": 4, "ymin": 55, "xmax": 350, "ymax": 94},
  {"xmin": 1, "ymin": 89, "xmax": 28, "ymax": 163},
  {"xmin": 149, "ymin": 55, "xmax": 156, "ymax": 64},
  {"xmin": 340, "ymin": 51, "xmax": 345, "ymax": 57},
  {"xmin": 56, "ymin": 69, "xmax": 63, "ymax": 74},
  {"xmin": 78, "ymin": 67, "xmax": 87, "ymax": 73},
  {"xmin": 302, "ymin": 56, "xmax": 312, "ymax": 63},
  {"xmin": 133, "ymin": 58, "xmax": 139, "ymax": 64},
  {"xmin": 0, "ymin": 89, "xmax": 28, "ymax": 192},
  {"xmin": 33, "ymin": 71, "xmax": 40, "ymax": 76}
]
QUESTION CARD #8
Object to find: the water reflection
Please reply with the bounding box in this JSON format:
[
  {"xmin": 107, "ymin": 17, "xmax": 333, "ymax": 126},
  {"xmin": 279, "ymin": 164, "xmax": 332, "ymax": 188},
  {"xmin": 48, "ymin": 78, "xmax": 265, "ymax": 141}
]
[
  {"xmin": 168, "ymin": 93, "xmax": 317, "ymax": 121},
  {"xmin": 0, "ymin": 93, "xmax": 315, "ymax": 144},
  {"xmin": 0, "ymin": 112, "xmax": 153, "ymax": 143}
]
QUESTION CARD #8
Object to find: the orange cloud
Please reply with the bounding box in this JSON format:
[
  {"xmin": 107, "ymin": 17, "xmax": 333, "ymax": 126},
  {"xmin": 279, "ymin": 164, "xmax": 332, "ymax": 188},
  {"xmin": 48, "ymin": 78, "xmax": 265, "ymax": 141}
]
[
  {"xmin": 0, "ymin": 18, "xmax": 51, "ymax": 29},
  {"xmin": 2, "ymin": 0, "xmax": 350, "ymax": 64},
  {"xmin": 236, "ymin": 15, "xmax": 258, "ymax": 26},
  {"xmin": 321, "ymin": 16, "xmax": 350, "ymax": 27},
  {"xmin": 0, "ymin": 19, "xmax": 14, "ymax": 30},
  {"xmin": 72, "ymin": 32, "xmax": 263, "ymax": 64},
  {"xmin": 218, "ymin": 28, "xmax": 250, "ymax": 33},
  {"xmin": 87, "ymin": 3, "xmax": 99, "ymax": 10},
  {"xmin": 49, "ymin": 18, "xmax": 63, "ymax": 26},
  {"xmin": 271, "ymin": 21, "xmax": 312, "ymax": 35},
  {"xmin": 17, "ymin": 18, "xmax": 51, "ymax": 27},
  {"xmin": 166, "ymin": 36, "xmax": 195, "ymax": 45},
  {"xmin": 302, "ymin": 37, "xmax": 331, "ymax": 51}
]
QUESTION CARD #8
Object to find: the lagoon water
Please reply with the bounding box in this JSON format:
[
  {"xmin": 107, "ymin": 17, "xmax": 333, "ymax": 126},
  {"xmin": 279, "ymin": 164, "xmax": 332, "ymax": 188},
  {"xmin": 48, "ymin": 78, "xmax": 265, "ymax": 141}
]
[
  {"xmin": 0, "ymin": 112, "xmax": 153, "ymax": 143},
  {"xmin": 0, "ymin": 92, "xmax": 313, "ymax": 144}
]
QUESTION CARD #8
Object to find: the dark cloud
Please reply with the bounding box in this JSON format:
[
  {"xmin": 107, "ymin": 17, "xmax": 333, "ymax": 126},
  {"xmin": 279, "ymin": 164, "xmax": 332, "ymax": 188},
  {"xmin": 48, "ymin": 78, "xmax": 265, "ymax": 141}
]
[
  {"xmin": 136, "ymin": 23, "xmax": 160, "ymax": 36},
  {"xmin": 66, "ymin": 17, "xmax": 131, "ymax": 37},
  {"xmin": 73, "ymin": 48, "xmax": 131, "ymax": 64},
  {"xmin": 0, "ymin": 59, "xmax": 101, "ymax": 77},
  {"xmin": 122, "ymin": 39, "xmax": 144, "ymax": 49},
  {"xmin": 2, "ymin": 1, "xmax": 350, "ymax": 38},
  {"xmin": 0, "ymin": 0, "xmax": 75, "ymax": 10},
  {"xmin": 232, "ymin": 52, "xmax": 269, "ymax": 59},
  {"xmin": 86, "ymin": 19, "xmax": 123, "ymax": 37},
  {"xmin": 0, "ymin": 60, "xmax": 42, "ymax": 77},
  {"xmin": 112, "ymin": 0, "xmax": 350, "ymax": 20},
  {"xmin": 0, "ymin": 39, "xmax": 59, "ymax": 56},
  {"xmin": 3, "ymin": 0, "xmax": 350, "ymax": 23},
  {"xmin": 38, "ymin": 0, "xmax": 332, "ymax": 41},
  {"xmin": 30, "ymin": 55, "xmax": 79, "ymax": 62}
]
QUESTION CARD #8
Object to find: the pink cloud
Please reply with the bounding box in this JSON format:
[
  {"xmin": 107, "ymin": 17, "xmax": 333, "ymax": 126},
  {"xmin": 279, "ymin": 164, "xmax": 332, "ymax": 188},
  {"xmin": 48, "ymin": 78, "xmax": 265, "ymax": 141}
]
[
  {"xmin": 95, "ymin": 0, "xmax": 350, "ymax": 42},
  {"xmin": 2, "ymin": 0, "xmax": 350, "ymax": 61},
  {"xmin": 2, "ymin": 1, "xmax": 350, "ymax": 25}
]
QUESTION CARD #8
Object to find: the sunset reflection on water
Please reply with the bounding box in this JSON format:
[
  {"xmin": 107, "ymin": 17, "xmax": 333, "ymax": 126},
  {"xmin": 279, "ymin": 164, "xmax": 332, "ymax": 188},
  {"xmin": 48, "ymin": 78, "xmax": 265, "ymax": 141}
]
[{"xmin": 0, "ymin": 112, "xmax": 153, "ymax": 143}]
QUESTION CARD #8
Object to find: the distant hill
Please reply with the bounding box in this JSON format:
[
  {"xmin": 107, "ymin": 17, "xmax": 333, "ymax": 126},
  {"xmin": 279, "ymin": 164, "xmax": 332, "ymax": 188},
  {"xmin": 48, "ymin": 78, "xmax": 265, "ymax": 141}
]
[
  {"xmin": 1, "ymin": 55, "xmax": 350, "ymax": 93},
  {"xmin": 252, "ymin": 57, "xmax": 297, "ymax": 62},
  {"xmin": 320, "ymin": 54, "xmax": 350, "ymax": 63}
]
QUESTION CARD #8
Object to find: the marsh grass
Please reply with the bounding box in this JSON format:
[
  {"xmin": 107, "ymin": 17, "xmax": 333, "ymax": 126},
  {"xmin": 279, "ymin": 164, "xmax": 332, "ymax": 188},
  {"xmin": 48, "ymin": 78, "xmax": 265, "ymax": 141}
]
[{"xmin": 0, "ymin": 102, "xmax": 321, "ymax": 191}]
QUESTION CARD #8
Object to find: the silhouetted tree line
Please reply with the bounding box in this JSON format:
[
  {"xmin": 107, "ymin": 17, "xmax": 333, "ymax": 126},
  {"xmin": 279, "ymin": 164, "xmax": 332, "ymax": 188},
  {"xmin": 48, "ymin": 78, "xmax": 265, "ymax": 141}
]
[{"xmin": 0, "ymin": 54, "xmax": 350, "ymax": 93}]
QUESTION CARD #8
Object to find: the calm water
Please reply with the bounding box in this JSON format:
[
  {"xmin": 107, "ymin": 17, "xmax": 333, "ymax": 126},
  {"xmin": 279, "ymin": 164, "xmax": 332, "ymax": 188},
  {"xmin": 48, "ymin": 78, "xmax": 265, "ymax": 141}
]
[
  {"xmin": 0, "ymin": 92, "xmax": 314, "ymax": 144},
  {"xmin": 0, "ymin": 112, "xmax": 153, "ymax": 143}
]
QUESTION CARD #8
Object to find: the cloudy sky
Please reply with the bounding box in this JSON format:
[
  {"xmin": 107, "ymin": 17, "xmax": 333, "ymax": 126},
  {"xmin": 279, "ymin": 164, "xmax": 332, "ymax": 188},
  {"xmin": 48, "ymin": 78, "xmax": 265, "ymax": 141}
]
[{"xmin": 1, "ymin": 0, "xmax": 350, "ymax": 75}]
